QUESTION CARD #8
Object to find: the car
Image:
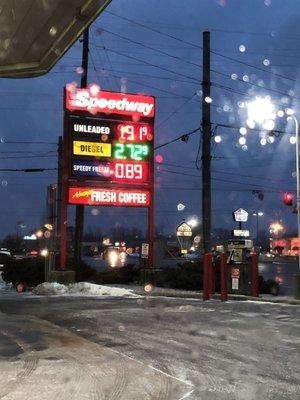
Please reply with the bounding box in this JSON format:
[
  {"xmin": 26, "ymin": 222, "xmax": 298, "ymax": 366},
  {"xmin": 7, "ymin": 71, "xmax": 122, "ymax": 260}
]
[{"xmin": 0, "ymin": 251, "xmax": 12, "ymax": 272}]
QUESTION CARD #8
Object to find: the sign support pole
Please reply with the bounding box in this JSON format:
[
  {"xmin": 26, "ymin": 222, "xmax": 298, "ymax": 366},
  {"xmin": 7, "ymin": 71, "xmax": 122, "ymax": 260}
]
[
  {"xmin": 59, "ymin": 117, "xmax": 68, "ymax": 270},
  {"xmin": 74, "ymin": 27, "xmax": 89, "ymax": 265}
]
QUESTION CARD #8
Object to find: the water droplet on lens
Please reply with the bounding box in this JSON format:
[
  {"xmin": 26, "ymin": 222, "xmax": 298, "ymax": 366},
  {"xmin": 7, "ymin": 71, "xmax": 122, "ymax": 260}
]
[
  {"xmin": 1, "ymin": 180, "xmax": 8, "ymax": 187},
  {"xmin": 49, "ymin": 26, "xmax": 57, "ymax": 36}
]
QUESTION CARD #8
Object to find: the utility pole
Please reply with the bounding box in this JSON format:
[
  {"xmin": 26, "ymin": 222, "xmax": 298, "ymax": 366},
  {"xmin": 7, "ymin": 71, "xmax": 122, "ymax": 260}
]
[
  {"xmin": 201, "ymin": 31, "xmax": 212, "ymax": 254},
  {"xmin": 74, "ymin": 28, "xmax": 89, "ymax": 265},
  {"xmin": 56, "ymin": 136, "xmax": 63, "ymax": 238}
]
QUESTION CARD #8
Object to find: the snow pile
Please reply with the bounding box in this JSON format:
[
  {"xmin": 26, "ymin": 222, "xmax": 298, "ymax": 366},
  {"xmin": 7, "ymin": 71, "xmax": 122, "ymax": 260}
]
[
  {"xmin": 32, "ymin": 282, "xmax": 68, "ymax": 295},
  {"xmin": 68, "ymin": 282, "xmax": 138, "ymax": 297},
  {"xmin": 33, "ymin": 282, "xmax": 138, "ymax": 297},
  {"xmin": 0, "ymin": 272, "xmax": 13, "ymax": 291}
]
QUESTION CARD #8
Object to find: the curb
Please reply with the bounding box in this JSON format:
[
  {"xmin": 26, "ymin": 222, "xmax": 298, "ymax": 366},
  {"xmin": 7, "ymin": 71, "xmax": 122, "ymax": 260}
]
[{"xmin": 133, "ymin": 287, "xmax": 300, "ymax": 305}]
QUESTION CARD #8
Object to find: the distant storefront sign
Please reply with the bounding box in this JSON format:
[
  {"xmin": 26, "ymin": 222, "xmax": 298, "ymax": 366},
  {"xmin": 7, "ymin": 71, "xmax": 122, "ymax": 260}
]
[{"xmin": 233, "ymin": 208, "xmax": 249, "ymax": 222}]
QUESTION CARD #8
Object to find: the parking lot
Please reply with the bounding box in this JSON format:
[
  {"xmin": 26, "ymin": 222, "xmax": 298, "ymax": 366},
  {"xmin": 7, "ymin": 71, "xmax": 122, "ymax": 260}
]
[{"xmin": 0, "ymin": 291, "xmax": 299, "ymax": 399}]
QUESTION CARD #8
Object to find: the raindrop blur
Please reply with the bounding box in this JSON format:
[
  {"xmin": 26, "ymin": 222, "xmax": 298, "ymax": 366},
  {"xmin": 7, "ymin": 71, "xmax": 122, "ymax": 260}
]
[
  {"xmin": 155, "ymin": 154, "xmax": 164, "ymax": 163},
  {"xmin": 264, "ymin": 0, "xmax": 272, "ymax": 6},
  {"xmin": 260, "ymin": 138, "xmax": 267, "ymax": 146},
  {"xmin": 242, "ymin": 75, "xmax": 249, "ymax": 82},
  {"xmin": 281, "ymin": 96, "xmax": 289, "ymax": 104},
  {"xmin": 237, "ymin": 101, "xmax": 245, "ymax": 108},
  {"xmin": 292, "ymin": 171, "xmax": 297, "ymax": 178},
  {"xmin": 239, "ymin": 137, "xmax": 246, "ymax": 145},
  {"xmin": 89, "ymin": 84, "xmax": 100, "ymax": 96},
  {"xmin": 196, "ymin": 89, "xmax": 203, "ymax": 97},
  {"xmin": 75, "ymin": 66, "xmax": 84, "ymax": 74},
  {"xmin": 144, "ymin": 283, "xmax": 153, "ymax": 293},
  {"xmin": 267, "ymin": 136, "xmax": 275, "ymax": 144},
  {"xmin": 277, "ymin": 110, "xmax": 284, "ymax": 117},
  {"xmin": 290, "ymin": 136, "xmax": 296, "ymax": 144},
  {"xmin": 118, "ymin": 324, "xmax": 126, "ymax": 332},
  {"xmin": 0, "ymin": 137, "xmax": 5, "ymax": 143},
  {"xmin": 263, "ymin": 58, "xmax": 270, "ymax": 66},
  {"xmin": 49, "ymin": 26, "xmax": 57, "ymax": 36},
  {"xmin": 120, "ymin": 84, "xmax": 127, "ymax": 93},
  {"xmin": 214, "ymin": 135, "xmax": 222, "ymax": 143},
  {"xmin": 239, "ymin": 127, "xmax": 247, "ymax": 135},
  {"xmin": 91, "ymin": 208, "xmax": 99, "ymax": 216},
  {"xmin": 177, "ymin": 203, "xmax": 185, "ymax": 211},
  {"xmin": 257, "ymin": 79, "xmax": 265, "ymax": 87},
  {"xmin": 288, "ymin": 89, "xmax": 295, "ymax": 97},
  {"xmin": 223, "ymin": 105, "xmax": 230, "ymax": 112},
  {"xmin": 242, "ymin": 145, "xmax": 248, "ymax": 151},
  {"xmin": 120, "ymin": 77, "xmax": 128, "ymax": 84},
  {"xmin": 216, "ymin": 107, "xmax": 222, "ymax": 113},
  {"xmin": 205, "ymin": 96, "xmax": 212, "ymax": 103},
  {"xmin": 239, "ymin": 44, "xmax": 246, "ymax": 52},
  {"xmin": 246, "ymin": 119, "xmax": 255, "ymax": 129},
  {"xmin": 231, "ymin": 73, "xmax": 238, "ymax": 80},
  {"xmin": 1, "ymin": 180, "xmax": 8, "ymax": 187},
  {"xmin": 263, "ymin": 119, "xmax": 275, "ymax": 131}
]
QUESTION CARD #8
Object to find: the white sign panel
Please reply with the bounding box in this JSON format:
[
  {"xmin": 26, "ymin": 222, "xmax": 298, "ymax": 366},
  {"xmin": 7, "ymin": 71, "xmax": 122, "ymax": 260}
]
[
  {"xmin": 232, "ymin": 278, "xmax": 239, "ymax": 290},
  {"xmin": 233, "ymin": 208, "xmax": 249, "ymax": 222},
  {"xmin": 176, "ymin": 222, "xmax": 192, "ymax": 237},
  {"xmin": 141, "ymin": 243, "xmax": 149, "ymax": 259}
]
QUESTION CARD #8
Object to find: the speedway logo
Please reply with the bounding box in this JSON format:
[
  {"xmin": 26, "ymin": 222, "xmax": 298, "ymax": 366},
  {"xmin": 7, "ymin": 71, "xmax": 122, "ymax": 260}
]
[{"xmin": 65, "ymin": 87, "xmax": 155, "ymax": 118}]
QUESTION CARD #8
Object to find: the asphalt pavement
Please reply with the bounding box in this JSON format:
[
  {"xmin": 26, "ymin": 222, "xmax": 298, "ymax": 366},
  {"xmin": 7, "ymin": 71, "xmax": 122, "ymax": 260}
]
[{"xmin": 0, "ymin": 291, "xmax": 299, "ymax": 399}]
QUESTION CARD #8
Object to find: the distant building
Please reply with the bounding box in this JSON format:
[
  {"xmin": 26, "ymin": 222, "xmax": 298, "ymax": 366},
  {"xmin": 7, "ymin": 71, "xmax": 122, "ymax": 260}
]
[{"xmin": 270, "ymin": 237, "xmax": 300, "ymax": 256}]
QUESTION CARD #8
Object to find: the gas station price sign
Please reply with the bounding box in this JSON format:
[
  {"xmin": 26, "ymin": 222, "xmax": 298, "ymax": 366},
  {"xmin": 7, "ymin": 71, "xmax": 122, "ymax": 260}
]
[
  {"xmin": 60, "ymin": 86, "xmax": 155, "ymax": 269},
  {"xmin": 66, "ymin": 117, "xmax": 153, "ymax": 184}
]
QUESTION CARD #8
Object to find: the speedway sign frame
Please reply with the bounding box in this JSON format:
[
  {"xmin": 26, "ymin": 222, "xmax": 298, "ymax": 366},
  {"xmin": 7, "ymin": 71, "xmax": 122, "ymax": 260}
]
[{"xmin": 60, "ymin": 84, "xmax": 155, "ymax": 269}]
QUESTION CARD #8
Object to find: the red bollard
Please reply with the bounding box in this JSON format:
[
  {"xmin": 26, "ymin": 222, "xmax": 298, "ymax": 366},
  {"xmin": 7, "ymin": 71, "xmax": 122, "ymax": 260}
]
[
  {"xmin": 251, "ymin": 253, "xmax": 259, "ymax": 297},
  {"xmin": 220, "ymin": 253, "xmax": 228, "ymax": 302},
  {"xmin": 203, "ymin": 253, "xmax": 212, "ymax": 301}
]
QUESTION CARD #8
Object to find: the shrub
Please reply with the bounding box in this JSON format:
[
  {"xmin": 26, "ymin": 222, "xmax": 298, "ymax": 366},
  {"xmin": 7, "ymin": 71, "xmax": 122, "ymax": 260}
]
[
  {"xmin": 96, "ymin": 264, "xmax": 140, "ymax": 285},
  {"xmin": 67, "ymin": 258, "xmax": 97, "ymax": 282},
  {"xmin": 2, "ymin": 257, "xmax": 45, "ymax": 287}
]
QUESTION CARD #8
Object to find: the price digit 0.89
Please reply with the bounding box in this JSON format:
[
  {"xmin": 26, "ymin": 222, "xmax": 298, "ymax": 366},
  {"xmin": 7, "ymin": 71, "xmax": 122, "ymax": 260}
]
[{"xmin": 115, "ymin": 163, "xmax": 143, "ymax": 180}]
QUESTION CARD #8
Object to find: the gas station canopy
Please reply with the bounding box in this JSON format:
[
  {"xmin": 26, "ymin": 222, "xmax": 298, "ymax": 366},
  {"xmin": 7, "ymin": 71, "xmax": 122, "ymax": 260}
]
[{"xmin": 0, "ymin": 0, "xmax": 112, "ymax": 78}]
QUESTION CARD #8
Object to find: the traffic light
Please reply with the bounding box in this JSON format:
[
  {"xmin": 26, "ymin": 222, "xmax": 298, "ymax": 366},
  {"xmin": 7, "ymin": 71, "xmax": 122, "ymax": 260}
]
[{"xmin": 283, "ymin": 192, "xmax": 293, "ymax": 206}]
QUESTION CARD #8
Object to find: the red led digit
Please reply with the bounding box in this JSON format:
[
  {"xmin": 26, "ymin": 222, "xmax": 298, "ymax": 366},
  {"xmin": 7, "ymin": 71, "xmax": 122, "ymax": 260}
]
[
  {"xmin": 112, "ymin": 161, "xmax": 148, "ymax": 182},
  {"xmin": 116, "ymin": 123, "xmax": 152, "ymax": 142}
]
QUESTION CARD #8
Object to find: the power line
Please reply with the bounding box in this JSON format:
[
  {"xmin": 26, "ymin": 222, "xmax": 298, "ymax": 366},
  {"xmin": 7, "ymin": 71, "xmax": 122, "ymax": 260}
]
[
  {"xmin": 0, "ymin": 168, "xmax": 57, "ymax": 172},
  {"xmin": 211, "ymin": 49, "xmax": 298, "ymax": 84},
  {"xmin": 154, "ymin": 127, "xmax": 200, "ymax": 150},
  {"xmin": 104, "ymin": 11, "xmax": 202, "ymax": 50},
  {"xmin": 156, "ymin": 93, "xmax": 198, "ymax": 128},
  {"xmin": 99, "ymin": 28, "xmax": 203, "ymax": 70},
  {"xmin": 92, "ymin": 45, "xmax": 199, "ymax": 82}
]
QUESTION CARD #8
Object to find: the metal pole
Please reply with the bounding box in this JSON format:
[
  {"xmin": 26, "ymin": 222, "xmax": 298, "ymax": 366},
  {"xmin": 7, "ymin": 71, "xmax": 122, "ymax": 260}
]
[
  {"xmin": 256, "ymin": 214, "xmax": 259, "ymax": 242},
  {"xmin": 294, "ymin": 116, "xmax": 300, "ymax": 272},
  {"xmin": 201, "ymin": 31, "xmax": 211, "ymax": 253},
  {"xmin": 74, "ymin": 28, "xmax": 89, "ymax": 265}
]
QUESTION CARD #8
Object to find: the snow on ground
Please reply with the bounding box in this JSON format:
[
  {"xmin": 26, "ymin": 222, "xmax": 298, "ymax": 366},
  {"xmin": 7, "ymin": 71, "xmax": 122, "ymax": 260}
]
[
  {"xmin": 0, "ymin": 272, "xmax": 13, "ymax": 291},
  {"xmin": 33, "ymin": 281, "xmax": 139, "ymax": 297}
]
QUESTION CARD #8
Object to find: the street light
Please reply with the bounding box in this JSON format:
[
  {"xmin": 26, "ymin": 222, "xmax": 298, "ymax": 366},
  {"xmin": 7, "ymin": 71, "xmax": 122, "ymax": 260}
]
[
  {"xmin": 252, "ymin": 212, "xmax": 264, "ymax": 242},
  {"xmin": 269, "ymin": 222, "xmax": 284, "ymax": 237},
  {"xmin": 247, "ymin": 99, "xmax": 300, "ymax": 274},
  {"xmin": 187, "ymin": 218, "xmax": 198, "ymax": 228}
]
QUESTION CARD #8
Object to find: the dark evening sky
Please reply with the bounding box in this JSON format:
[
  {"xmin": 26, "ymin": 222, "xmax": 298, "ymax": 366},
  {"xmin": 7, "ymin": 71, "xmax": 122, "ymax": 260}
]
[{"xmin": 1, "ymin": 0, "xmax": 300, "ymax": 240}]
